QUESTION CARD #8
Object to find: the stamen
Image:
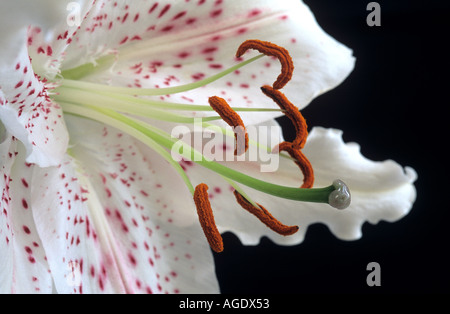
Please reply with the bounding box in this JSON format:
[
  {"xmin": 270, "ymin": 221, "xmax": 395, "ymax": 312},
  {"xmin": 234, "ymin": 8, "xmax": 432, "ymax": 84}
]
[
  {"xmin": 54, "ymin": 86, "xmax": 222, "ymax": 124},
  {"xmin": 208, "ymin": 96, "xmax": 249, "ymax": 156},
  {"xmin": 236, "ymin": 40, "xmax": 294, "ymax": 90},
  {"xmin": 260, "ymin": 85, "xmax": 314, "ymax": 188},
  {"xmin": 276, "ymin": 141, "xmax": 314, "ymax": 189},
  {"xmin": 260, "ymin": 85, "xmax": 308, "ymax": 149},
  {"xmin": 233, "ymin": 191, "xmax": 299, "ymax": 236},
  {"xmin": 193, "ymin": 184, "xmax": 224, "ymax": 253}
]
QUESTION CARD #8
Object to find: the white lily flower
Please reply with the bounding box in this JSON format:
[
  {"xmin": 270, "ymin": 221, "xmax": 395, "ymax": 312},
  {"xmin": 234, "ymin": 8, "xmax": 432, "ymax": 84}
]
[{"xmin": 0, "ymin": 0, "xmax": 417, "ymax": 294}]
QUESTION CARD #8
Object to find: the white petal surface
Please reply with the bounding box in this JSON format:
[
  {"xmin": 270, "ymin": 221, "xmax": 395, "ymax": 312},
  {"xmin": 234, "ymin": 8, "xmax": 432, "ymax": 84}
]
[
  {"xmin": 176, "ymin": 122, "xmax": 417, "ymax": 246},
  {"xmin": 0, "ymin": 135, "xmax": 53, "ymax": 293},
  {"xmin": 30, "ymin": 115, "xmax": 219, "ymax": 293},
  {"xmin": 25, "ymin": 1, "xmax": 94, "ymax": 79},
  {"xmin": 63, "ymin": 0, "xmax": 354, "ymax": 126},
  {"xmin": 0, "ymin": 1, "xmax": 92, "ymax": 166},
  {"xmin": 0, "ymin": 47, "xmax": 68, "ymax": 167}
]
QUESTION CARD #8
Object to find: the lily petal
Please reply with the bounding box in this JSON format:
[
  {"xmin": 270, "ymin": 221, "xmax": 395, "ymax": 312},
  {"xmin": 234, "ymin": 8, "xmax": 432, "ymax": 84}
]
[
  {"xmin": 0, "ymin": 135, "xmax": 53, "ymax": 293},
  {"xmin": 297, "ymin": 127, "xmax": 418, "ymax": 240},
  {"xmin": 25, "ymin": 1, "xmax": 94, "ymax": 79},
  {"xmin": 31, "ymin": 115, "xmax": 219, "ymax": 294},
  {"xmin": 0, "ymin": 1, "xmax": 92, "ymax": 166},
  {"xmin": 177, "ymin": 121, "xmax": 417, "ymax": 246},
  {"xmin": 63, "ymin": 0, "xmax": 354, "ymax": 126},
  {"xmin": 0, "ymin": 47, "xmax": 69, "ymax": 167}
]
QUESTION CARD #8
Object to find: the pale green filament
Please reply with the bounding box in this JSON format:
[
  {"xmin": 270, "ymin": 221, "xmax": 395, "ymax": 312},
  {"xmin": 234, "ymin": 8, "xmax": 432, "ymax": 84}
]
[
  {"xmin": 61, "ymin": 54, "xmax": 264, "ymax": 96},
  {"xmin": 54, "ymin": 85, "xmax": 284, "ymax": 157},
  {"xmin": 54, "ymin": 87, "xmax": 222, "ymax": 124},
  {"xmin": 57, "ymin": 86, "xmax": 282, "ymax": 112},
  {"xmin": 221, "ymin": 175, "xmax": 261, "ymax": 209}
]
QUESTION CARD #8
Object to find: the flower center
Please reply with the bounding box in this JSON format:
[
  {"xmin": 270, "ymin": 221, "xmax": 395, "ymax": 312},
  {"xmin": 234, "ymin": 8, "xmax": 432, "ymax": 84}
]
[{"xmin": 51, "ymin": 40, "xmax": 351, "ymax": 253}]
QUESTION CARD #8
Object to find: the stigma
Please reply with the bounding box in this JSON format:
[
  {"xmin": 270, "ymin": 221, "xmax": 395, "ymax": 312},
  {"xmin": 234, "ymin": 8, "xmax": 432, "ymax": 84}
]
[{"xmin": 329, "ymin": 180, "xmax": 351, "ymax": 210}]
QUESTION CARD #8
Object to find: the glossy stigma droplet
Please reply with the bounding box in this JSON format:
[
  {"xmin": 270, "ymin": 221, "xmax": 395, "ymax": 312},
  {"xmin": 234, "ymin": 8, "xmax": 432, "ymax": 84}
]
[{"xmin": 329, "ymin": 179, "xmax": 351, "ymax": 210}]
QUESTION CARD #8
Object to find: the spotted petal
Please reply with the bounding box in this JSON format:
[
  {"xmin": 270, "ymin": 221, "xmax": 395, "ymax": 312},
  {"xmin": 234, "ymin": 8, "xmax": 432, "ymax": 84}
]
[
  {"xmin": 30, "ymin": 115, "xmax": 219, "ymax": 294},
  {"xmin": 62, "ymin": 0, "xmax": 354, "ymax": 126},
  {"xmin": 178, "ymin": 121, "xmax": 417, "ymax": 245},
  {"xmin": 0, "ymin": 134, "xmax": 53, "ymax": 293},
  {"xmin": 25, "ymin": 0, "xmax": 94, "ymax": 79},
  {"xmin": 0, "ymin": 1, "xmax": 93, "ymax": 167}
]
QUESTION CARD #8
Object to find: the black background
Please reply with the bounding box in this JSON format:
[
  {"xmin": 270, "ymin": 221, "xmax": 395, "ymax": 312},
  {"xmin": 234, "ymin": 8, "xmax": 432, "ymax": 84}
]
[{"xmin": 214, "ymin": 0, "xmax": 449, "ymax": 294}]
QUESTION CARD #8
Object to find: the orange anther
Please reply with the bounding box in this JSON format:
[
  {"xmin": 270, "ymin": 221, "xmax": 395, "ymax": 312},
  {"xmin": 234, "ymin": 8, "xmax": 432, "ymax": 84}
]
[
  {"xmin": 261, "ymin": 85, "xmax": 308, "ymax": 149},
  {"xmin": 277, "ymin": 141, "xmax": 314, "ymax": 189},
  {"xmin": 233, "ymin": 191, "xmax": 299, "ymax": 236},
  {"xmin": 193, "ymin": 184, "xmax": 224, "ymax": 253},
  {"xmin": 236, "ymin": 40, "xmax": 294, "ymax": 90},
  {"xmin": 208, "ymin": 96, "xmax": 249, "ymax": 155}
]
